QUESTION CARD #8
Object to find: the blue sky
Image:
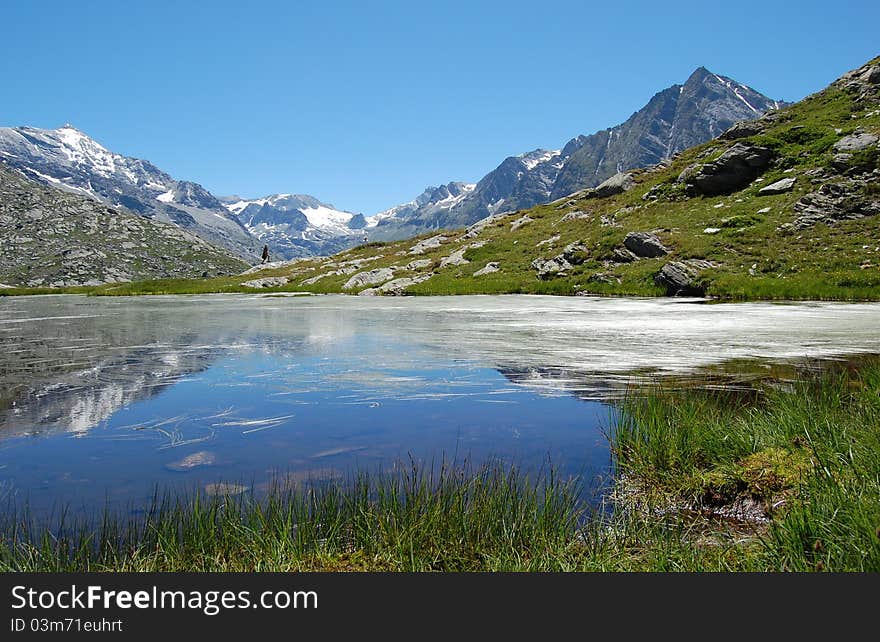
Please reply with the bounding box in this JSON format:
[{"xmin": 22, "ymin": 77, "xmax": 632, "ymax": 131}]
[{"xmin": 1, "ymin": 1, "xmax": 877, "ymax": 214}]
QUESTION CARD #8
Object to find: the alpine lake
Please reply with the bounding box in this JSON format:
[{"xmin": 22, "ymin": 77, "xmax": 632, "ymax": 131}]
[{"xmin": 1, "ymin": 293, "xmax": 879, "ymax": 518}]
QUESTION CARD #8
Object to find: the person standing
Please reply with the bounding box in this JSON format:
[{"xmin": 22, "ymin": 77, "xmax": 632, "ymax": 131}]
[{"xmin": 261, "ymin": 244, "xmax": 270, "ymax": 264}]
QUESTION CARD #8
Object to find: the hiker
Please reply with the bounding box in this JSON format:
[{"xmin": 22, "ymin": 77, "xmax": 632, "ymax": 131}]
[{"xmin": 261, "ymin": 244, "xmax": 270, "ymax": 264}]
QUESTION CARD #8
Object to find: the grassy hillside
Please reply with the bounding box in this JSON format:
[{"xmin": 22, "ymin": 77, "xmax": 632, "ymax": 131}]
[{"xmin": 7, "ymin": 57, "xmax": 878, "ymax": 300}]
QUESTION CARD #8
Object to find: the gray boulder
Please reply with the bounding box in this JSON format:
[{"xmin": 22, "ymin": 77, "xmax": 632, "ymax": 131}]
[
  {"xmin": 679, "ymin": 143, "xmax": 773, "ymax": 196},
  {"xmin": 623, "ymin": 232, "xmax": 669, "ymax": 258},
  {"xmin": 655, "ymin": 260, "xmax": 715, "ymax": 296},
  {"xmin": 408, "ymin": 235, "xmax": 447, "ymax": 255},
  {"xmin": 342, "ymin": 267, "xmax": 395, "ymax": 290},
  {"xmin": 562, "ymin": 242, "xmax": 589, "ymax": 265},
  {"xmin": 592, "ymin": 172, "xmax": 636, "ymax": 198},
  {"xmin": 758, "ymin": 177, "xmax": 797, "ymax": 195}
]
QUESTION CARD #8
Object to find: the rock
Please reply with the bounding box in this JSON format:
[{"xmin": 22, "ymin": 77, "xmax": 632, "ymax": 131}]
[
  {"xmin": 166, "ymin": 451, "xmax": 216, "ymax": 471},
  {"xmin": 611, "ymin": 248, "xmax": 639, "ymax": 263},
  {"xmin": 623, "ymin": 232, "xmax": 669, "ymax": 258},
  {"xmin": 558, "ymin": 210, "xmax": 591, "ymax": 223},
  {"xmin": 561, "ymin": 242, "xmax": 589, "ymax": 265},
  {"xmin": 510, "ymin": 215, "xmax": 532, "ymax": 231},
  {"xmin": 587, "ymin": 272, "xmax": 620, "ymax": 285},
  {"xmin": 204, "ymin": 482, "xmax": 249, "ymax": 496},
  {"xmin": 404, "ymin": 258, "xmax": 433, "ymax": 271},
  {"xmin": 408, "ymin": 235, "xmax": 448, "ymax": 255},
  {"xmin": 791, "ymin": 180, "xmax": 880, "ymax": 229},
  {"xmin": 832, "ymin": 132, "xmax": 879, "ymax": 152},
  {"xmin": 719, "ymin": 120, "xmax": 765, "ymax": 140},
  {"xmin": 703, "ymin": 227, "xmax": 721, "ymax": 234},
  {"xmin": 241, "ymin": 276, "xmax": 289, "ymax": 288},
  {"xmin": 536, "ymin": 234, "xmax": 560, "ymax": 247},
  {"xmin": 678, "ymin": 143, "xmax": 773, "ymax": 196},
  {"xmin": 592, "ymin": 172, "xmax": 636, "ymax": 198},
  {"xmin": 655, "ymin": 260, "xmax": 716, "ymax": 296},
  {"xmin": 360, "ymin": 272, "xmax": 435, "ymax": 296},
  {"xmin": 342, "ymin": 267, "xmax": 395, "ymax": 290},
  {"xmin": 463, "ymin": 214, "xmax": 507, "ymax": 239},
  {"xmin": 473, "ymin": 262, "xmax": 500, "ymax": 276},
  {"xmin": 531, "ymin": 256, "xmax": 572, "ymax": 279},
  {"xmin": 439, "ymin": 247, "xmax": 470, "ymax": 268},
  {"xmin": 758, "ymin": 177, "xmax": 797, "ymax": 196}
]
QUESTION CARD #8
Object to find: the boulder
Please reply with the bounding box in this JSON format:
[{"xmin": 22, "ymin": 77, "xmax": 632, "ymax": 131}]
[
  {"xmin": 611, "ymin": 248, "xmax": 639, "ymax": 263},
  {"xmin": 592, "ymin": 172, "xmax": 636, "ymax": 198},
  {"xmin": 241, "ymin": 276, "xmax": 289, "ymax": 288},
  {"xmin": 679, "ymin": 144, "xmax": 773, "ymax": 196},
  {"xmin": 562, "ymin": 242, "xmax": 589, "ymax": 265},
  {"xmin": 655, "ymin": 260, "xmax": 716, "ymax": 296},
  {"xmin": 623, "ymin": 232, "xmax": 669, "ymax": 258},
  {"xmin": 758, "ymin": 177, "xmax": 797, "ymax": 196},
  {"xmin": 473, "ymin": 262, "xmax": 500, "ymax": 276},
  {"xmin": 558, "ymin": 210, "xmax": 591, "ymax": 223},
  {"xmin": 359, "ymin": 272, "xmax": 435, "ymax": 296},
  {"xmin": 719, "ymin": 120, "xmax": 765, "ymax": 140},
  {"xmin": 832, "ymin": 132, "xmax": 879, "ymax": 152},
  {"xmin": 342, "ymin": 268, "xmax": 395, "ymax": 290},
  {"xmin": 463, "ymin": 213, "xmax": 507, "ymax": 239},
  {"xmin": 531, "ymin": 256, "xmax": 571, "ymax": 279}
]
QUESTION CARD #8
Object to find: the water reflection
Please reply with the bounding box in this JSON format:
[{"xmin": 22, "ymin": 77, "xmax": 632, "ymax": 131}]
[{"xmin": 0, "ymin": 294, "xmax": 878, "ymax": 516}]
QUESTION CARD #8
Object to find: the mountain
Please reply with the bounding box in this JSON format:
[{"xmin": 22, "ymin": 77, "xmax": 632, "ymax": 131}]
[
  {"xmin": 0, "ymin": 125, "xmax": 258, "ymax": 259},
  {"xmin": 0, "ymin": 163, "xmax": 247, "ymax": 287},
  {"xmin": 367, "ymin": 67, "xmax": 782, "ymax": 240},
  {"xmin": 203, "ymin": 56, "xmax": 879, "ymax": 302},
  {"xmin": 220, "ymin": 193, "xmax": 367, "ymax": 259}
]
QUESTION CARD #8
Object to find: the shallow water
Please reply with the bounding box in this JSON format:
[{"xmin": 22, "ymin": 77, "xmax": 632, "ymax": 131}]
[{"xmin": 1, "ymin": 294, "xmax": 878, "ymax": 516}]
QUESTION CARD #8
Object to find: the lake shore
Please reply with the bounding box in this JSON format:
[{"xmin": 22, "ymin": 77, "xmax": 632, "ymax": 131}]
[{"xmin": 3, "ymin": 359, "xmax": 878, "ymax": 572}]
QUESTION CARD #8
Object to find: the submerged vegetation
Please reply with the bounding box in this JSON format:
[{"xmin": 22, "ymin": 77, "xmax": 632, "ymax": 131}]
[{"xmin": 3, "ymin": 360, "xmax": 878, "ymax": 572}]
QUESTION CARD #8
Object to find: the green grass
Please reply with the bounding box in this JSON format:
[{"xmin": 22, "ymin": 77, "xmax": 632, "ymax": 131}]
[
  {"xmin": 3, "ymin": 360, "xmax": 878, "ymax": 572},
  {"xmin": 612, "ymin": 359, "xmax": 880, "ymax": 571}
]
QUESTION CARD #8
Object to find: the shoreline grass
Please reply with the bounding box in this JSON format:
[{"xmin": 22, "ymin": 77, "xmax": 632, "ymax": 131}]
[{"xmin": 1, "ymin": 362, "xmax": 878, "ymax": 572}]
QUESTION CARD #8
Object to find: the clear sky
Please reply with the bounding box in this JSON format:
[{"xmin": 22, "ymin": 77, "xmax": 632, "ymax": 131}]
[{"xmin": 1, "ymin": 0, "xmax": 877, "ymax": 214}]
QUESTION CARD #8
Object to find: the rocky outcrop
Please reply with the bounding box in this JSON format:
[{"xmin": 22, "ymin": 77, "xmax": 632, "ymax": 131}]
[
  {"xmin": 832, "ymin": 132, "xmax": 879, "ymax": 152},
  {"xmin": 342, "ymin": 267, "xmax": 395, "ymax": 290},
  {"xmin": 623, "ymin": 232, "xmax": 669, "ymax": 258},
  {"xmin": 655, "ymin": 260, "xmax": 716, "ymax": 296},
  {"xmin": 408, "ymin": 235, "xmax": 448, "ymax": 255},
  {"xmin": 531, "ymin": 256, "xmax": 571, "ymax": 279},
  {"xmin": 439, "ymin": 247, "xmax": 470, "ymax": 268},
  {"xmin": 758, "ymin": 177, "xmax": 797, "ymax": 195},
  {"xmin": 0, "ymin": 163, "xmax": 246, "ymax": 287},
  {"xmin": 678, "ymin": 143, "xmax": 773, "ymax": 196},
  {"xmin": 561, "ymin": 242, "xmax": 589, "ymax": 265},
  {"xmin": 510, "ymin": 215, "xmax": 533, "ymax": 231},
  {"xmin": 789, "ymin": 178, "xmax": 880, "ymax": 229},
  {"xmin": 720, "ymin": 120, "xmax": 766, "ymax": 140}
]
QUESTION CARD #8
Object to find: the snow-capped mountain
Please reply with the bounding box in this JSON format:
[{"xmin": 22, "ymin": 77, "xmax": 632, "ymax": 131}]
[
  {"xmin": 220, "ymin": 193, "xmax": 367, "ymax": 258},
  {"xmin": 0, "ymin": 124, "xmax": 258, "ymax": 258},
  {"xmin": 366, "ymin": 67, "xmax": 783, "ymax": 240}
]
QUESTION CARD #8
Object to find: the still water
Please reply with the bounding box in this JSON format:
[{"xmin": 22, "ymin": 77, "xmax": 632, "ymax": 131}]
[{"xmin": 1, "ymin": 294, "xmax": 878, "ymax": 515}]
